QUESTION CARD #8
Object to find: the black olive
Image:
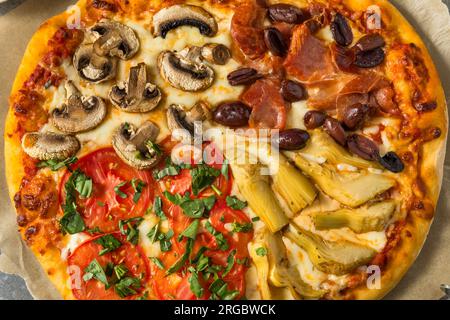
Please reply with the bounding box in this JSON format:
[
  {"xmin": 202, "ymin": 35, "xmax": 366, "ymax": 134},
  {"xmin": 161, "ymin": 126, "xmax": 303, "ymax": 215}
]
[{"xmin": 379, "ymin": 152, "xmax": 404, "ymax": 173}]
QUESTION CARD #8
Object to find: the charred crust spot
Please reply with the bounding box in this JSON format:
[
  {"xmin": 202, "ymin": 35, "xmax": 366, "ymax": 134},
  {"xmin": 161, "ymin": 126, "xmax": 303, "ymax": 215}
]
[
  {"xmin": 413, "ymin": 200, "xmax": 425, "ymax": 210},
  {"xmin": 17, "ymin": 215, "xmax": 28, "ymax": 227},
  {"xmin": 92, "ymin": 0, "xmax": 117, "ymax": 12},
  {"xmin": 25, "ymin": 225, "xmax": 38, "ymax": 239},
  {"xmin": 14, "ymin": 192, "xmax": 22, "ymax": 208}
]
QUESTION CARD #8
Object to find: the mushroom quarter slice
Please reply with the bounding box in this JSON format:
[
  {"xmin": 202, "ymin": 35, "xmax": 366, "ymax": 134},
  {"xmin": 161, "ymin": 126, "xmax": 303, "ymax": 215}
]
[
  {"xmin": 89, "ymin": 19, "xmax": 140, "ymax": 60},
  {"xmin": 22, "ymin": 132, "xmax": 80, "ymax": 161},
  {"xmin": 167, "ymin": 102, "xmax": 210, "ymax": 136},
  {"xmin": 158, "ymin": 50, "xmax": 214, "ymax": 92},
  {"xmin": 51, "ymin": 81, "xmax": 107, "ymax": 133},
  {"xmin": 73, "ymin": 43, "xmax": 117, "ymax": 83},
  {"xmin": 109, "ymin": 63, "xmax": 162, "ymax": 113},
  {"xmin": 153, "ymin": 4, "xmax": 218, "ymax": 38},
  {"xmin": 112, "ymin": 122, "xmax": 163, "ymax": 170}
]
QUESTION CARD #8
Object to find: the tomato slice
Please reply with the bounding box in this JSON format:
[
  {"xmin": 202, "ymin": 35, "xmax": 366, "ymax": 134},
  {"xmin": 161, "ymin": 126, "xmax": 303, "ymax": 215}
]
[
  {"xmin": 68, "ymin": 233, "xmax": 149, "ymax": 300},
  {"xmin": 209, "ymin": 201, "xmax": 253, "ymax": 259},
  {"xmin": 60, "ymin": 148, "xmax": 153, "ymax": 233}
]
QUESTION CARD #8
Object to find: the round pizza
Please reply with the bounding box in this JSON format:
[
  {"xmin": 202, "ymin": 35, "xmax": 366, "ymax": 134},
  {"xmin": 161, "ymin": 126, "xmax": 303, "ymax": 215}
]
[{"xmin": 4, "ymin": 0, "xmax": 447, "ymax": 300}]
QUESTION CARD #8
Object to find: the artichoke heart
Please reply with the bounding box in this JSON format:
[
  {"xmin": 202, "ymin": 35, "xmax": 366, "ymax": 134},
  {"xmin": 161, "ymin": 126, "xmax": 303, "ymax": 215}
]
[
  {"xmin": 284, "ymin": 223, "xmax": 377, "ymax": 276},
  {"xmin": 264, "ymin": 231, "xmax": 325, "ymax": 299},
  {"xmin": 249, "ymin": 241, "xmax": 272, "ymax": 300},
  {"xmin": 272, "ymin": 157, "xmax": 317, "ymax": 215},
  {"xmin": 287, "ymin": 153, "xmax": 395, "ymax": 207},
  {"xmin": 312, "ymin": 201, "xmax": 396, "ymax": 234},
  {"xmin": 232, "ymin": 164, "xmax": 289, "ymax": 233},
  {"xmin": 301, "ymin": 130, "xmax": 377, "ymax": 169}
]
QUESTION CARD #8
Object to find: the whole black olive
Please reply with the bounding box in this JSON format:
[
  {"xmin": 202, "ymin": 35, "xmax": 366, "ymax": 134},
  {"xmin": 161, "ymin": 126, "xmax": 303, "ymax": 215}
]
[
  {"xmin": 212, "ymin": 102, "xmax": 252, "ymax": 127},
  {"xmin": 276, "ymin": 129, "xmax": 310, "ymax": 150}
]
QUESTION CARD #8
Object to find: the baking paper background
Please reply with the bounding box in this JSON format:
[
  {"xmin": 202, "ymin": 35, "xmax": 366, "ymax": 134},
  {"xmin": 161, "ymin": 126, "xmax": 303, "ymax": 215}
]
[{"xmin": 0, "ymin": 0, "xmax": 449, "ymax": 300}]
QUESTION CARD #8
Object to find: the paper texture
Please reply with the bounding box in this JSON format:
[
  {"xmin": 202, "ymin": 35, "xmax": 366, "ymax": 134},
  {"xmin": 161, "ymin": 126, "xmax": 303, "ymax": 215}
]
[{"xmin": 0, "ymin": 0, "xmax": 449, "ymax": 300}]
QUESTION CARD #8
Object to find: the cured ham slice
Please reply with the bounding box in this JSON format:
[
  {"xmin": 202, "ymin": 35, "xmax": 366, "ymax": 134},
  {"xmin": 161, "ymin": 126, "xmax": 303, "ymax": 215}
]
[
  {"xmin": 231, "ymin": 2, "xmax": 266, "ymax": 60},
  {"xmin": 284, "ymin": 24, "xmax": 337, "ymax": 84},
  {"xmin": 241, "ymin": 78, "xmax": 288, "ymax": 129}
]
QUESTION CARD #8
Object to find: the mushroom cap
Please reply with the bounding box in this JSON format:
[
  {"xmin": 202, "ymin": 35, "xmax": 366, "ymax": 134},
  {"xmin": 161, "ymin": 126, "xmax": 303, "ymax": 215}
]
[
  {"xmin": 167, "ymin": 102, "xmax": 211, "ymax": 136},
  {"xmin": 73, "ymin": 43, "xmax": 117, "ymax": 83},
  {"xmin": 153, "ymin": 4, "xmax": 218, "ymax": 38},
  {"xmin": 112, "ymin": 122, "xmax": 163, "ymax": 170},
  {"xmin": 51, "ymin": 81, "xmax": 107, "ymax": 133},
  {"xmin": 22, "ymin": 132, "xmax": 80, "ymax": 161},
  {"xmin": 158, "ymin": 50, "xmax": 214, "ymax": 92},
  {"xmin": 89, "ymin": 19, "xmax": 140, "ymax": 60},
  {"xmin": 109, "ymin": 63, "xmax": 162, "ymax": 113}
]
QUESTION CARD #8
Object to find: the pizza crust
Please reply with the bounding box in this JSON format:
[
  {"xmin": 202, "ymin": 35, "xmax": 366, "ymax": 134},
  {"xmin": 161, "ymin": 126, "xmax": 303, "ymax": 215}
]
[{"xmin": 3, "ymin": 0, "xmax": 448, "ymax": 300}]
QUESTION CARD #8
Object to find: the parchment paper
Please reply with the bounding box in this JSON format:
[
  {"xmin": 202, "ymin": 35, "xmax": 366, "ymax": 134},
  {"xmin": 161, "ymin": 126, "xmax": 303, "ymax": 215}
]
[{"xmin": 0, "ymin": 0, "xmax": 449, "ymax": 300}]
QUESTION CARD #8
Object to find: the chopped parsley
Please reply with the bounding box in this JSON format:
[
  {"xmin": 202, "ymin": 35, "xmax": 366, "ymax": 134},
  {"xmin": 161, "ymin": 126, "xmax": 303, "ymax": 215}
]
[
  {"xmin": 209, "ymin": 279, "xmax": 240, "ymax": 300},
  {"xmin": 251, "ymin": 216, "xmax": 260, "ymax": 222},
  {"xmin": 149, "ymin": 257, "xmax": 165, "ymax": 270},
  {"xmin": 180, "ymin": 220, "xmax": 200, "ymax": 240},
  {"xmin": 83, "ymin": 259, "xmax": 108, "ymax": 286},
  {"xmin": 114, "ymin": 181, "xmax": 128, "ymax": 199},
  {"xmin": 147, "ymin": 223, "xmax": 173, "ymax": 252},
  {"xmin": 190, "ymin": 163, "xmax": 221, "ymax": 195},
  {"xmin": 222, "ymin": 250, "xmax": 236, "ymax": 277},
  {"xmin": 166, "ymin": 238, "xmax": 194, "ymax": 275},
  {"xmin": 188, "ymin": 267, "xmax": 204, "ymax": 298},
  {"xmin": 226, "ymin": 196, "xmax": 247, "ymax": 210},
  {"xmin": 153, "ymin": 196, "xmax": 167, "ymax": 220},
  {"xmin": 60, "ymin": 169, "xmax": 89, "ymax": 234},
  {"xmin": 115, "ymin": 276, "xmax": 141, "ymax": 298},
  {"xmin": 131, "ymin": 178, "xmax": 147, "ymax": 204},
  {"xmin": 118, "ymin": 217, "xmax": 143, "ymax": 245},
  {"xmin": 221, "ymin": 159, "xmax": 229, "ymax": 180},
  {"xmin": 231, "ymin": 221, "xmax": 253, "ymax": 233},
  {"xmin": 205, "ymin": 221, "xmax": 229, "ymax": 251},
  {"xmin": 164, "ymin": 191, "xmax": 216, "ymax": 219},
  {"xmin": 95, "ymin": 234, "xmax": 122, "ymax": 256},
  {"xmin": 37, "ymin": 156, "xmax": 77, "ymax": 171}
]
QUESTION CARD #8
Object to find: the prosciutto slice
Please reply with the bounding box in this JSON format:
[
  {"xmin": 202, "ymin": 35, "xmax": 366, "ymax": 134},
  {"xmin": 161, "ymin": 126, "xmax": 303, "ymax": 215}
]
[{"xmin": 284, "ymin": 24, "xmax": 337, "ymax": 84}]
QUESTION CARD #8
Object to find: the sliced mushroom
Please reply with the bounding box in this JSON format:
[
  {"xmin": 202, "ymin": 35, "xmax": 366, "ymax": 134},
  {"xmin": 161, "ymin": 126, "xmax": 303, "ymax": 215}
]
[
  {"xmin": 112, "ymin": 122, "xmax": 163, "ymax": 170},
  {"xmin": 73, "ymin": 43, "xmax": 117, "ymax": 83},
  {"xmin": 51, "ymin": 81, "xmax": 107, "ymax": 133},
  {"xmin": 179, "ymin": 43, "xmax": 231, "ymax": 65},
  {"xmin": 22, "ymin": 132, "xmax": 80, "ymax": 161},
  {"xmin": 158, "ymin": 50, "xmax": 214, "ymax": 92},
  {"xmin": 153, "ymin": 4, "xmax": 218, "ymax": 38},
  {"xmin": 166, "ymin": 102, "xmax": 210, "ymax": 136},
  {"xmin": 109, "ymin": 63, "xmax": 162, "ymax": 113},
  {"xmin": 89, "ymin": 19, "xmax": 140, "ymax": 60}
]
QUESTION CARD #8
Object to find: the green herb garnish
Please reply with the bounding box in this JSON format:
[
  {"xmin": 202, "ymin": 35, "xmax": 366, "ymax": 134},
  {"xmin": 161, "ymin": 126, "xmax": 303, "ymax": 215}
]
[
  {"xmin": 83, "ymin": 259, "xmax": 108, "ymax": 286},
  {"xmin": 37, "ymin": 156, "xmax": 77, "ymax": 171},
  {"xmin": 131, "ymin": 178, "xmax": 147, "ymax": 204},
  {"xmin": 95, "ymin": 234, "xmax": 122, "ymax": 256},
  {"xmin": 226, "ymin": 196, "xmax": 247, "ymax": 210},
  {"xmin": 205, "ymin": 221, "xmax": 229, "ymax": 251}
]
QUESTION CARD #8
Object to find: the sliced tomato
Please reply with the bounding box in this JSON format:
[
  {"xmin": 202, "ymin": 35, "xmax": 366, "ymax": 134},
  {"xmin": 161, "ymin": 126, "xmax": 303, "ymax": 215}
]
[
  {"xmin": 242, "ymin": 78, "xmax": 288, "ymax": 129},
  {"xmin": 68, "ymin": 233, "xmax": 149, "ymax": 300},
  {"xmin": 209, "ymin": 201, "xmax": 253, "ymax": 259},
  {"xmin": 59, "ymin": 148, "xmax": 153, "ymax": 233}
]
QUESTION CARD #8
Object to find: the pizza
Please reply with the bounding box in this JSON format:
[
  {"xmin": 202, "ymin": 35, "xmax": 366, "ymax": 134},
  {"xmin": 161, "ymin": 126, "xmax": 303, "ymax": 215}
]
[{"xmin": 4, "ymin": 0, "xmax": 447, "ymax": 300}]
